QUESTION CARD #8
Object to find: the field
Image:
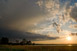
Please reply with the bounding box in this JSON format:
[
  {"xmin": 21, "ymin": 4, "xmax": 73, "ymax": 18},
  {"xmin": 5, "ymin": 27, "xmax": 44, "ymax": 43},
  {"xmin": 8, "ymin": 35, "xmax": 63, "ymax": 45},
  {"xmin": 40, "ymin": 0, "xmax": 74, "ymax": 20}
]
[{"xmin": 0, "ymin": 45, "xmax": 77, "ymax": 51}]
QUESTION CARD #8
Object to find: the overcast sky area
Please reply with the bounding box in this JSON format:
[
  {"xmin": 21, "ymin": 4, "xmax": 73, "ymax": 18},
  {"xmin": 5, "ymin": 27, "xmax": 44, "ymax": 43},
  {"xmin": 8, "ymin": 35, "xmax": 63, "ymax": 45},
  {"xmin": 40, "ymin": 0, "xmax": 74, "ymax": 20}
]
[{"xmin": 0, "ymin": 0, "xmax": 77, "ymax": 44}]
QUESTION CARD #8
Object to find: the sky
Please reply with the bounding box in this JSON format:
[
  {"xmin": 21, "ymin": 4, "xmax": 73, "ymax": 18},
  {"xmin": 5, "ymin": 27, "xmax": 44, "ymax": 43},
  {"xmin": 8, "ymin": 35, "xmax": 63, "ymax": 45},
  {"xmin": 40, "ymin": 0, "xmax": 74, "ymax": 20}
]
[{"xmin": 0, "ymin": 0, "xmax": 77, "ymax": 44}]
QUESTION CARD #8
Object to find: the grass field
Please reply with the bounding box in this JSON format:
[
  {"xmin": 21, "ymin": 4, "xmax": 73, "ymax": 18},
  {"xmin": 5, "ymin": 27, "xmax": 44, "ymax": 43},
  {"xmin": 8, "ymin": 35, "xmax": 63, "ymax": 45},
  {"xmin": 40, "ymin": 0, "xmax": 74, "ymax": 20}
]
[{"xmin": 0, "ymin": 45, "xmax": 77, "ymax": 51}]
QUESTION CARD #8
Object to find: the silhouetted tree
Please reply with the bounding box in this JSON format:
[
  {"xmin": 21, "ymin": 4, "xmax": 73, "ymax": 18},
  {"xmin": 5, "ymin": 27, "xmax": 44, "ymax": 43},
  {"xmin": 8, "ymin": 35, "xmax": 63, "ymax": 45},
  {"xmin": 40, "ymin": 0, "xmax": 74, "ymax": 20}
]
[
  {"xmin": 0, "ymin": 37, "xmax": 9, "ymax": 44},
  {"xmin": 32, "ymin": 43, "xmax": 35, "ymax": 45},
  {"xmin": 26, "ymin": 40, "xmax": 32, "ymax": 45},
  {"xmin": 20, "ymin": 39, "xmax": 27, "ymax": 45}
]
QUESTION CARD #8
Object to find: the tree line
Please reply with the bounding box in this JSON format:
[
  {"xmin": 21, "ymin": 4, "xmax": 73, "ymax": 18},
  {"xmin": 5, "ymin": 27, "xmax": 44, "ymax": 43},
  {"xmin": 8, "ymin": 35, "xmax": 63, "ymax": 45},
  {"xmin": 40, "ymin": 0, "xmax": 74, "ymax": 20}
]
[{"xmin": 0, "ymin": 37, "xmax": 35, "ymax": 45}]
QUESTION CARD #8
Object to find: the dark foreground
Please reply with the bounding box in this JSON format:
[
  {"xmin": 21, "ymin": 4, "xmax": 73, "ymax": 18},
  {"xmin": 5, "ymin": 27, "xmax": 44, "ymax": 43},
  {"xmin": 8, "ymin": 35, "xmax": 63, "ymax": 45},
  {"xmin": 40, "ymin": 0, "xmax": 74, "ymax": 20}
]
[{"xmin": 0, "ymin": 45, "xmax": 77, "ymax": 51}]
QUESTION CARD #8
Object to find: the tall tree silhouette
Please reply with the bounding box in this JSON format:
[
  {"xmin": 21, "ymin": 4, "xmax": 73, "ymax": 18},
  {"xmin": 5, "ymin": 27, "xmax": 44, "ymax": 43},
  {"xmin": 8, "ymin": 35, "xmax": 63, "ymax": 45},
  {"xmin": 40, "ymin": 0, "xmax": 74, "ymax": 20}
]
[{"xmin": 0, "ymin": 37, "xmax": 9, "ymax": 44}]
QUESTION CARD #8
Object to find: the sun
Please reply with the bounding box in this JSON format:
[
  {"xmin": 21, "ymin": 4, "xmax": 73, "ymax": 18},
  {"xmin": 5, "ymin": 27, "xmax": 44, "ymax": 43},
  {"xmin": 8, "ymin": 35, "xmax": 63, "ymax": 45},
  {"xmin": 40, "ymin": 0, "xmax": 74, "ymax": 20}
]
[{"xmin": 66, "ymin": 36, "xmax": 72, "ymax": 41}]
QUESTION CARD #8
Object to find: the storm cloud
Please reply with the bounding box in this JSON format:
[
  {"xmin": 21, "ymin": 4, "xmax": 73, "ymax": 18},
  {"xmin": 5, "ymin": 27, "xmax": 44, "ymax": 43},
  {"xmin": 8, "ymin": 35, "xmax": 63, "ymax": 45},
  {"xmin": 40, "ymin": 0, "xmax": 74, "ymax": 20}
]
[
  {"xmin": 0, "ymin": 0, "xmax": 45, "ymax": 27},
  {"xmin": 0, "ymin": 27, "xmax": 59, "ymax": 41}
]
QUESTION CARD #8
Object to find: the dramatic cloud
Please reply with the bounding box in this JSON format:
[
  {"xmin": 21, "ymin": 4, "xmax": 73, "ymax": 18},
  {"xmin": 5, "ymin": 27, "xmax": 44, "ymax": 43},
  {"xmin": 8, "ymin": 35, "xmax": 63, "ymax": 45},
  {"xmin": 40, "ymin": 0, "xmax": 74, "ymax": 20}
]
[
  {"xmin": 34, "ymin": 0, "xmax": 77, "ymax": 34},
  {"xmin": 0, "ymin": 0, "xmax": 77, "ymax": 42},
  {"xmin": 0, "ymin": 0, "xmax": 45, "ymax": 28},
  {"xmin": 0, "ymin": 28, "xmax": 59, "ymax": 41},
  {"xmin": 70, "ymin": 3, "xmax": 77, "ymax": 21}
]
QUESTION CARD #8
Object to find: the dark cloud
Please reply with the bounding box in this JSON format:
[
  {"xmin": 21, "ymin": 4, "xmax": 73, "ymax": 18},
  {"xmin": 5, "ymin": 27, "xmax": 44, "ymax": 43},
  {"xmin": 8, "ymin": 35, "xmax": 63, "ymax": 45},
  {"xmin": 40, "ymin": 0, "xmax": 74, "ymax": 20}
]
[
  {"xmin": 0, "ymin": 0, "xmax": 60, "ymax": 41},
  {"xmin": 70, "ymin": 5, "xmax": 77, "ymax": 21},
  {"xmin": 71, "ymin": 33, "xmax": 77, "ymax": 36},
  {"xmin": 0, "ymin": 0, "xmax": 45, "ymax": 27},
  {"xmin": 0, "ymin": 28, "xmax": 59, "ymax": 41}
]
